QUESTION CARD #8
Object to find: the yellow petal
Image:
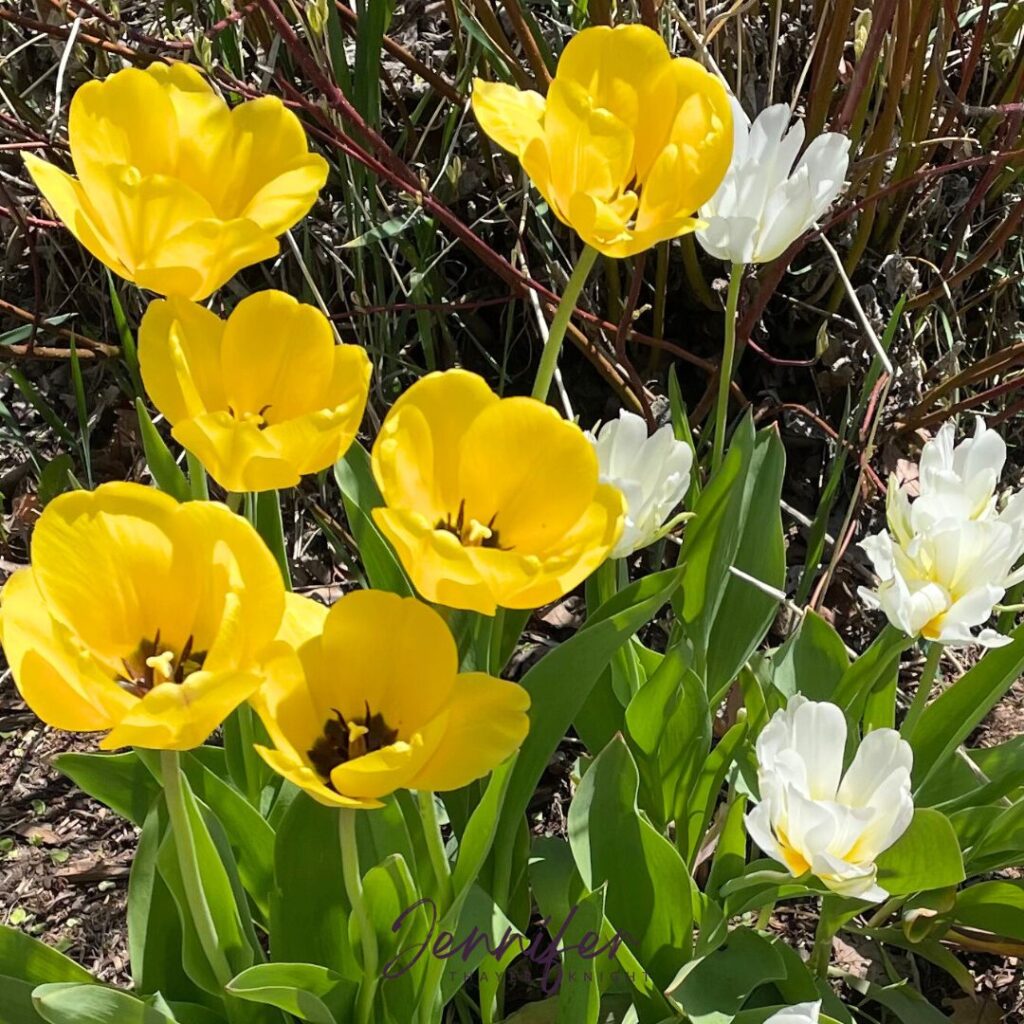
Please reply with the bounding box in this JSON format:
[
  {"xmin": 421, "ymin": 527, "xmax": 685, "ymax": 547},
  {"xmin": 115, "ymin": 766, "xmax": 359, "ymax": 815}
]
[
  {"xmin": 543, "ymin": 78, "xmax": 633, "ymax": 208},
  {"xmin": 30, "ymin": 483, "xmax": 198, "ymax": 660},
  {"xmin": 255, "ymin": 745, "xmax": 379, "ymax": 809},
  {"xmin": 100, "ymin": 669, "xmax": 262, "ymax": 751},
  {"xmin": 457, "ymin": 397, "xmax": 599, "ymax": 551},
  {"xmin": 68, "ymin": 68, "xmax": 178, "ymax": 183},
  {"xmin": 328, "ymin": 734, "xmax": 432, "ymax": 802},
  {"xmin": 371, "ymin": 369, "xmax": 497, "ymax": 522},
  {"xmin": 372, "ymin": 507, "xmax": 497, "ymax": 614},
  {"xmin": 220, "ymin": 97, "xmax": 326, "ymax": 231},
  {"xmin": 471, "ymin": 79, "xmax": 546, "ymax": 158},
  {"xmin": 142, "ymin": 63, "xmax": 233, "ymax": 200},
  {"xmin": 315, "ymin": 590, "xmax": 458, "ymax": 732},
  {"xmin": 221, "ymin": 291, "xmax": 336, "ymax": 422},
  {"xmin": 555, "ymin": 24, "xmax": 672, "ymax": 139},
  {"xmin": 0, "ymin": 569, "xmax": 134, "ymax": 732},
  {"xmin": 22, "ymin": 155, "xmax": 128, "ymax": 280},
  {"xmin": 412, "ymin": 672, "xmax": 530, "ymax": 792},
  {"xmin": 276, "ymin": 593, "xmax": 329, "ymax": 648},
  {"xmin": 262, "ymin": 406, "xmax": 366, "ymax": 478},
  {"xmin": 133, "ymin": 215, "xmax": 279, "ymax": 301},
  {"xmin": 139, "ymin": 296, "xmax": 227, "ymax": 423}
]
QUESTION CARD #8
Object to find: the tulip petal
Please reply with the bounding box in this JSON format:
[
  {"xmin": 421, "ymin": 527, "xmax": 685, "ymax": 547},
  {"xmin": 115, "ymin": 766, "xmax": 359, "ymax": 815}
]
[
  {"xmin": 255, "ymin": 745, "xmax": 380, "ymax": 809},
  {"xmin": 139, "ymin": 296, "xmax": 227, "ymax": 423},
  {"xmin": 276, "ymin": 593, "xmax": 329, "ymax": 649},
  {"xmin": 371, "ymin": 508, "xmax": 497, "ymax": 614},
  {"xmin": 457, "ymin": 397, "xmax": 599, "ymax": 551},
  {"xmin": 315, "ymin": 590, "xmax": 458, "ymax": 732},
  {"xmin": 22, "ymin": 154, "xmax": 127, "ymax": 278},
  {"xmin": 329, "ymin": 734, "xmax": 432, "ymax": 802},
  {"xmin": 222, "ymin": 291, "xmax": 336, "ymax": 421},
  {"xmin": 471, "ymin": 79, "xmax": 546, "ymax": 158},
  {"xmin": 413, "ymin": 672, "xmax": 530, "ymax": 791},
  {"xmin": 0, "ymin": 569, "xmax": 134, "ymax": 731},
  {"xmin": 372, "ymin": 369, "xmax": 498, "ymax": 520},
  {"xmin": 100, "ymin": 669, "xmax": 262, "ymax": 751}
]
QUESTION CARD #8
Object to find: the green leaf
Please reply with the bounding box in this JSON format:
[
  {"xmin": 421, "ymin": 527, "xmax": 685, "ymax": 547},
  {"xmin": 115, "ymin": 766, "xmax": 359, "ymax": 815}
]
[
  {"xmin": 227, "ymin": 964, "xmax": 356, "ymax": 1024},
  {"xmin": 666, "ymin": 927, "xmax": 787, "ymax": 1023},
  {"xmin": 334, "ymin": 445, "xmax": 413, "ymax": 597},
  {"xmin": 33, "ymin": 984, "xmax": 177, "ymax": 1024},
  {"xmin": 772, "ymin": 610, "xmax": 850, "ymax": 701},
  {"xmin": 568, "ymin": 736, "xmax": 695, "ymax": 990},
  {"xmin": 875, "ymin": 809, "xmax": 965, "ymax": 896},
  {"xmin": 704, "ymin": 425, "xmax": 786, "ymax": 699},
  {"xmin": 554, "ymin": 886, "xmax": 605, "ymax": 1024},
  {"xmin": 54, "ymin": 751, "xmax": 160, "ymax": 826},
  {"xmin": 832, "ymin": 625, "xmax": 911, "ymax": 720},
  {"xmin": 910, "ymin": 624, "xmax": 1024, "ymax": 789},
  {"xmin": 270, "ymin": 794, "xmax": 355, "ymax": 974},
  {"xmin": 954, "ymin": 880, "xmax": 1024, "ymax": 941},
  {"xmin": 493, "ymin": 567, "xmax": 684, "ymax": 873},
  {"xmin": 0, "ymin": 974, "xmax": 47, "ymax": 1024},
  {"xmin": 135, "ymin": 399, "xmax": 189, "ymax": 502},
  {"xmin": 625, "ymin": 654, "xmax": 710, "ymax": 830},
  {"xmin": 0, "ymin": 926, "xmax": 95, "ymax": 987}
]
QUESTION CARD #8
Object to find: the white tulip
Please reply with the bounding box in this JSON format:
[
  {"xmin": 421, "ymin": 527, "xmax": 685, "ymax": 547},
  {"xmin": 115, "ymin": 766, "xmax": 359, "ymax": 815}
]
[
  {"xmin": 696, "ymin": 102, "xmax": 851, "ymax": 265},
  {"xmin": 859, "ymin": 417, "xmax": 1024, "ymax": 648},
  {"xmin": 746, "ymin": 695, "xmax": 913, "ymax": 903},
  {"xmin": 587, "ymin": 411, "xmax": 693, "ymax": 559},
  {"xmin": 764, "ymin": 1002, "xmax": 822, "ymax": 1024}
]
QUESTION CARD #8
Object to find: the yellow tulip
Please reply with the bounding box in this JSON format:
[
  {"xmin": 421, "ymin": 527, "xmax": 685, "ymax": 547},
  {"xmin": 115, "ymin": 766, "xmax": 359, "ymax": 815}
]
[
  {"xmin": 472, "ymin": 24, "xmax": 733, "ymax": 258},
  {"xmin": 23, "ymin": 64, "xmax": 328, "ymax": 300},
  {"xmin": 139, "ymin": 290, "xmax": 371, "ymax": 493},
  {"xmin": 0, "ymin": 483, "xmax": 286, "ymax": 750},
  {"xmin": 370, "ymin": 370, "xmax": 624, "ymax": 615},
  {"xmin": 252, "ymin": 590, "xmax": 530, "ymax": 809}
]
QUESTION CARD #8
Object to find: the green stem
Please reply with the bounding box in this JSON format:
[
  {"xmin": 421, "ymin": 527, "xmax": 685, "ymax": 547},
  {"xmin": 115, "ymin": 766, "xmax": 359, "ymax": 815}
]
[
  {"xmin": 531, "ymin": 245, "xmax": 600, "ymax": 402},
  {"xmin": 711, "ymin": 263, "xmax": 745, "ymax": 473},
  {"xmin": 810, "ymin": 903, "xmax": 836, "ymax": 978},
  {"xmin": 418, "ymin": 790, "xmax": 454, "ymax": 911},
  {"xmin": 159, "ymin": 750, "xmax": 233, "ymax": 987},
  {"xmin": 339, "ymin": 809, "xmax": 378, "ymax": 1024},
  {"xmin": 902, "ymin": 641, "xmax": 942, "ymax": 738},
  {"xmin": 487, "ymin": 606, "xmax": 507, "ymax": 676}
]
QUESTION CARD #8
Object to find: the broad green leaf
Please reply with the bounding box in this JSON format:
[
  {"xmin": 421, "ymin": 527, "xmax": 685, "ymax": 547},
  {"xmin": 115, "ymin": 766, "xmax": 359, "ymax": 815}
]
[
  {"xmin": 0, "ymin": 926, "xmax": 95, "ymax": 987},
  {"xmin": 270, "ymin": 794, "xmax": 355, "ymax": 974},
  {"xmin": 493, "ymin": 567, "xmax": 684, "ymax": 874},
  {"xmin": 334, "ymin": 445, "xmax": 413, "ymax": 597},
  {"xmin": 875, "ymin": 809, "xmax": 965, "ymax": 895},
  {"xmin": 127, "ymin": 802, "xmax": 206, "ymax": 1004},
  {"xmin": 910, "ymin": 624, "xmax": 1024, "ymax": 789},
  {"xmin": 678, "ymin": 415, "xmax": 754, "ymax": 661},
  {"xmin": 704, "ymin": 426, "xmax": 786, "ymax": 698},
  {"xmin": 54, "ymin": 751, "xmax": 159, "ymax": 826},
  {"xmin": 954, "ymin": 880, "xmax": 1024, "ymax": 941},
  {"xmin": 841, "ymin": 976, "xmax": 950, "ymax": 1024},
  {"xmin": 33, "ymin": 984, "xmax": 176, "ymax": 1024},
  {"xmin": 832, "ymin": 625, "xmax": 911, "ymax": 721},
  {"xmin": 0, "ymin": 975, "xmax": 46, "ymax": 1024},
  {"xmin": 553, "ymin": 886, "xmax": 605, "ymax": 1024},
  {"xmin": 960, "ymin": 798, "xmax": 1024, "ymax": 872},
  {"xmin": 666, "ymin": 927, "xmax": 786, "ymax": 1023},
  {"xmin": 625, "ymin": 655, "xmax": 710, "ymax": 830},
  {"xmin": 227, "ymin": 963, "xmax": 356, "ymax": 1024},
  {"xmin": 772, "ymin": 610, "xmax": 850, "ymax": 701},
  {"xmin": 568, "ymin": 736, "xmax": 695, "ymax": 989}
]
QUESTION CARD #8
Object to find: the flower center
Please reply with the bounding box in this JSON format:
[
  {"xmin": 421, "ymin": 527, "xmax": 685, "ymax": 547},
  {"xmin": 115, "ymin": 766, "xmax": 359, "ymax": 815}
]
[
  {"xmin": 117, "ymin": 631, "xmax": 206, "ymax": 697},
  {"xmin": 308, "ymin": 702, "xmax": 399, "ymax": 783},
  {"xmin": 228, "ymin": 404, "xmax": 272, "ymax": 430},
  {"xmin": 435, "ymin": 498, "xmax": 511, "ymax": 550}
]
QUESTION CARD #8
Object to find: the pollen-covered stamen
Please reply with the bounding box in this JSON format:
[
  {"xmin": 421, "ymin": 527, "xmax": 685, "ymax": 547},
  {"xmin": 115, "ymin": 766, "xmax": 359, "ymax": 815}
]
[
  {"xmin": 117, "ymin": 631, "xmax": 207, "ymax": 697},
  {"xmin": 307, "ymin": 701, "xmax": 399, "ymax": 784},
  {"xmin": 436, "ymin": 499, "xmax": 511, "ymax": 550}
]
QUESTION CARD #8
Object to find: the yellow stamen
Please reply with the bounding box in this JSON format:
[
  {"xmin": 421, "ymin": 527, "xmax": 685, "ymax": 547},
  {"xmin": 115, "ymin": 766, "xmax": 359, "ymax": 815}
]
[
  {"xmin": 145, "ymin": 649, "xmax": 176, "ymax": 681},
  {"xmin": 465, "ymin": 519, "xmax": 493, "ymax": 545}
]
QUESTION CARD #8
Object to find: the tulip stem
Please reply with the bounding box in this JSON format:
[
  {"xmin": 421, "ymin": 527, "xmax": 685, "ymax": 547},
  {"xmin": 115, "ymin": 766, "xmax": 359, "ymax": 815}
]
[
  {"xmin": 902, "ymin": 641, "xmax": 942, "ymax": 739},
  {"xmin": 418, "ymin": 790, "xmax": 454, "ymax": 911},
  {"xmin": 531, "ymin": 244, "xmax": 599, "ymax": 403},
  {"xmin": 711, "ymin": 262, "xmax": 745, "ymax": 473},
  {"xmin": 339, "ymin": 808, "xmax": 379, "ymax": 1024},
  {"xmin": 159, "ymin": 750, "xmax": 234, "ymax": 988},
  {"xmin": 186, "ymin": 451, "xmax": 209, "ymax": 501}
]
